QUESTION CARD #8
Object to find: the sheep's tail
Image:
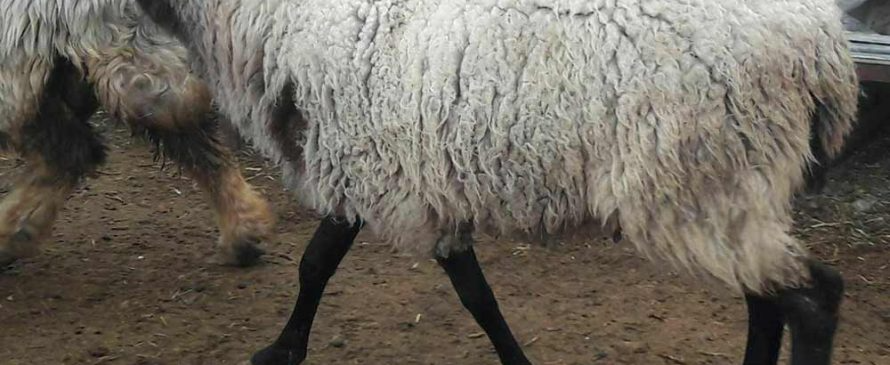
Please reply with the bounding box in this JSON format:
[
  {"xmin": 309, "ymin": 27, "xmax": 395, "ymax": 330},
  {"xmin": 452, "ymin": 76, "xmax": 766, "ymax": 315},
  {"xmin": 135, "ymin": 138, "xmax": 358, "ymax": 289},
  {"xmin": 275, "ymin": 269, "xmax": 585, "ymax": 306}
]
[{"xmin": 804, "ymin": 37, "xmax": 860, "ymax": 191}]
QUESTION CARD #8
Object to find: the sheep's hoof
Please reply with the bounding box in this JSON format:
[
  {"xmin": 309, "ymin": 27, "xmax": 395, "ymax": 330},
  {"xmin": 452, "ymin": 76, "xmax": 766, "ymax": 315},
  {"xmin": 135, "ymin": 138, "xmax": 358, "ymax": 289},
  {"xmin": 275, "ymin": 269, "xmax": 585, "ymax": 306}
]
[
  {"xmin": 232, "ymin": 237, "xmax": 265, "ymax": 267},
  {"xmin": 0, "ymin": 229, "xmax": 37, "ymax": 269},
  {"xmin": 219, "ymin": 237, "xmax": 266, "ymax": 267},
  {"xmin": 0, "ymin": 252, "xmax": 16, "ymax": 271},
  {"xmin": 251, "ymin": 345, "xmax": 305, "ymax": 365}
]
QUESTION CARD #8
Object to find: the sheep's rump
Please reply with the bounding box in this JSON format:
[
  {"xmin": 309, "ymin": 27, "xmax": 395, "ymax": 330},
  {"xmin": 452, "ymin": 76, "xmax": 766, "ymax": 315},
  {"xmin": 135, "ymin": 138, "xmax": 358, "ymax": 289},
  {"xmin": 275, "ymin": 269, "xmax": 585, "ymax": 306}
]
[{"xmin": 264, "ymin": 0, "xmax": 858, "ymax": 292}]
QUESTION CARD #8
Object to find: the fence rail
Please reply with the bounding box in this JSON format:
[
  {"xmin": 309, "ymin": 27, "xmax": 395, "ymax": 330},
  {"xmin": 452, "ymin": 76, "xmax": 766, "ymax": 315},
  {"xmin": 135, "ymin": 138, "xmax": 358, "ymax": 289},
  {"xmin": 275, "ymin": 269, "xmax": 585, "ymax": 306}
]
[{"xmin": 848, "ymin": 31, "xmax": 890, "ymax": 83}]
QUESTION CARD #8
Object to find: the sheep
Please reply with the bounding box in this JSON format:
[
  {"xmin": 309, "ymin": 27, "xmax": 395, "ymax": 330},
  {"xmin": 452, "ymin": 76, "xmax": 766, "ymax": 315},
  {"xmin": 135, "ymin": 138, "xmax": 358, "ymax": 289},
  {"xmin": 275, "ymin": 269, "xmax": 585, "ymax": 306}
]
[
  {"xmin": 136, "ymin": 0, "xmax": 860, "ymax": 364},
  {"xmin": 0, "ymin": 0, "xmax": 276, "ymax": 268}
]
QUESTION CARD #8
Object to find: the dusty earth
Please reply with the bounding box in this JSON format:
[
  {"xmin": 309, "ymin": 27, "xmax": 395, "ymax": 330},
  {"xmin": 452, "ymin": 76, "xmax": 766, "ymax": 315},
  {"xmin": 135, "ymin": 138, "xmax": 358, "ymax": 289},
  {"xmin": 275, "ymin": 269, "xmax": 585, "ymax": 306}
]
[{"xmin": 1, "ymin": 91, "xmax": 889, "ymax": 365}]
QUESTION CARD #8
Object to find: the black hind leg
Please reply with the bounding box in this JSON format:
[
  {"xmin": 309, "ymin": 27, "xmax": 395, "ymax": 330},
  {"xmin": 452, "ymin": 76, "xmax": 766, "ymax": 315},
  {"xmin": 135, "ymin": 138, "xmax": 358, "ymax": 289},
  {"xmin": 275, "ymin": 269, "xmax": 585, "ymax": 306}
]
[
  {"xmin": 743, "ymin": 260, "xmax": 844, "ymax": 365},
  {"xmin": 781, "ymin": 261, "xmax": 844, "ymax": 365},
  {"xmin": 436, "ymin": 227, "xmax": 531, "ymax": 365}
]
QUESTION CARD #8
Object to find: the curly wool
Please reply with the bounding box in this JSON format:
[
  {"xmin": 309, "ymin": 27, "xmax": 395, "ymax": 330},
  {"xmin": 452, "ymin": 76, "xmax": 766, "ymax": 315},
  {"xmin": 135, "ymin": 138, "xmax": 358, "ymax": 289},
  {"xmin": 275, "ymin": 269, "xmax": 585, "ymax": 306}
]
[
  {"xmin": 0, "ymin": 0, "xmax": 202, "ymax": 140},
  {"xmin": 166, "ymin": 0, "xmax": 859, "ymax": 294}
]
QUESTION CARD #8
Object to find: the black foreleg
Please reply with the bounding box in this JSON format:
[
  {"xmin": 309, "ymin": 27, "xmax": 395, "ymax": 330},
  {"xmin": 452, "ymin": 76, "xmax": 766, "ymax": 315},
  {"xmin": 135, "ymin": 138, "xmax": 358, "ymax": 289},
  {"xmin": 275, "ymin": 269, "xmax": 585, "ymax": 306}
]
[
  {"xmin": 251, "ymin": 216, "xmax": 361, "ymax": 365},
  {"xmin": 742, "ymin": 295, "xmax": 784, "ymax": 365}
]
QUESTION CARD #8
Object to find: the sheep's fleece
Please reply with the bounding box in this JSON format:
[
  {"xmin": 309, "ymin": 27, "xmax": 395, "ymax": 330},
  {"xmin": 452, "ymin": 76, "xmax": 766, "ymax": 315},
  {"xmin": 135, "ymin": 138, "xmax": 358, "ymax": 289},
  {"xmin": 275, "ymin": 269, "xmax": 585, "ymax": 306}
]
[
  {"xmin": 0, "ymin": 0, "xmax": 193, "ymax": 135},
  {"xmin": 172, "ymin": 0, "xmax": 859, "ymax": 294}
]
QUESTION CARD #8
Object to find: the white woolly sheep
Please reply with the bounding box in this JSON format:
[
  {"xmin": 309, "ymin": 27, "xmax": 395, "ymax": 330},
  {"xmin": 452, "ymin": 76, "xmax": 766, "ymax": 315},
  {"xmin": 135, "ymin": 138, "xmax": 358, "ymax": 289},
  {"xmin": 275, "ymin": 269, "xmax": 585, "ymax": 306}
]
[
  {"xmin": 137, "ymin": 0, "xmax": 860, "ymax": 364},
  {"xmin": 0, "ymin": 0, "xmax": 275, "ymax": 268}
]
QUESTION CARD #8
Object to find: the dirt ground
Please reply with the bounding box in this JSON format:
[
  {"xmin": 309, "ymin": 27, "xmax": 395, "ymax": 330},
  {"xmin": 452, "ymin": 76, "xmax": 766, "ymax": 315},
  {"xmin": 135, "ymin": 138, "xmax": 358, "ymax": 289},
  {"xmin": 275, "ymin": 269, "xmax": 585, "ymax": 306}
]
[{"xmin": 1, "ymin": 102, "xmax": 889, "ymax": 365}]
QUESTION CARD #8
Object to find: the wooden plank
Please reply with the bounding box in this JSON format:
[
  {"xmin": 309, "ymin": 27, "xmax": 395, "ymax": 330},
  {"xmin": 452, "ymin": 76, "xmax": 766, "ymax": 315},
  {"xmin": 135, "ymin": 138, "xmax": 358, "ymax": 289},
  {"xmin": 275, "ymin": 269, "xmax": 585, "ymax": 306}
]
[
  {"xmin": 849, "ymin": 43, "xmax": 890, "ymax": 56},
  {"xmin": 846, "ymin": 31, "xmax": 890, "ymax": 82},
  {"xmin": 852, "ymin": 54, "xmax": 890, "ymax": 66},
  {"xmin": 846, "ymin": 31, "xmax": 890, "ymax": 45}
]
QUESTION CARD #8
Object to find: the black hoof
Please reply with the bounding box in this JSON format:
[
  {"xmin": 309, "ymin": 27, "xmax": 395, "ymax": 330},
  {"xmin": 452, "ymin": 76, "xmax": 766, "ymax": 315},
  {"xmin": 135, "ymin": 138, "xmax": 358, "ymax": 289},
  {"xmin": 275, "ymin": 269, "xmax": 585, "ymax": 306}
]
[
  {"xmin": 251, "ymin": 345, "xmax": 305, "ymax": 365},
  {"xmin": 232, "ymin": 237, "xmax": 266, "ymax": 267}
]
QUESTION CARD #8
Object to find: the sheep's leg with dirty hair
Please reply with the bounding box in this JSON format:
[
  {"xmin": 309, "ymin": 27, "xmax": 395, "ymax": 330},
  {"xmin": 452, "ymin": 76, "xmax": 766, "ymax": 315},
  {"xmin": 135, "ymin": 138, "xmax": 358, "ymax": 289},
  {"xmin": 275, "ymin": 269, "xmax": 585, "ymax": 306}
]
[
  {"xmin": 86, "ymin": 51, "xmax": 274, "ymax": 267},
  {"xmin": 0, "ymin": 58, "xmax": 105, "ymax": 268},
  {"xmin": 139, "ymin": 121, "xmax": 273, "ymax": 267},
  {"xmin": 436, "ymin": 232, "xmax": 531, "ymax": 365},
  {"xmin": 743, "ymin": 260, "xmax": 843, "ymax": 365},
  {"xmin": 252, "ymin": 216, "xmax": 361, "ymax": 365},
  {"xmin": 0, "ymin": 158, "xmax": 83, "ymax": 268}
]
